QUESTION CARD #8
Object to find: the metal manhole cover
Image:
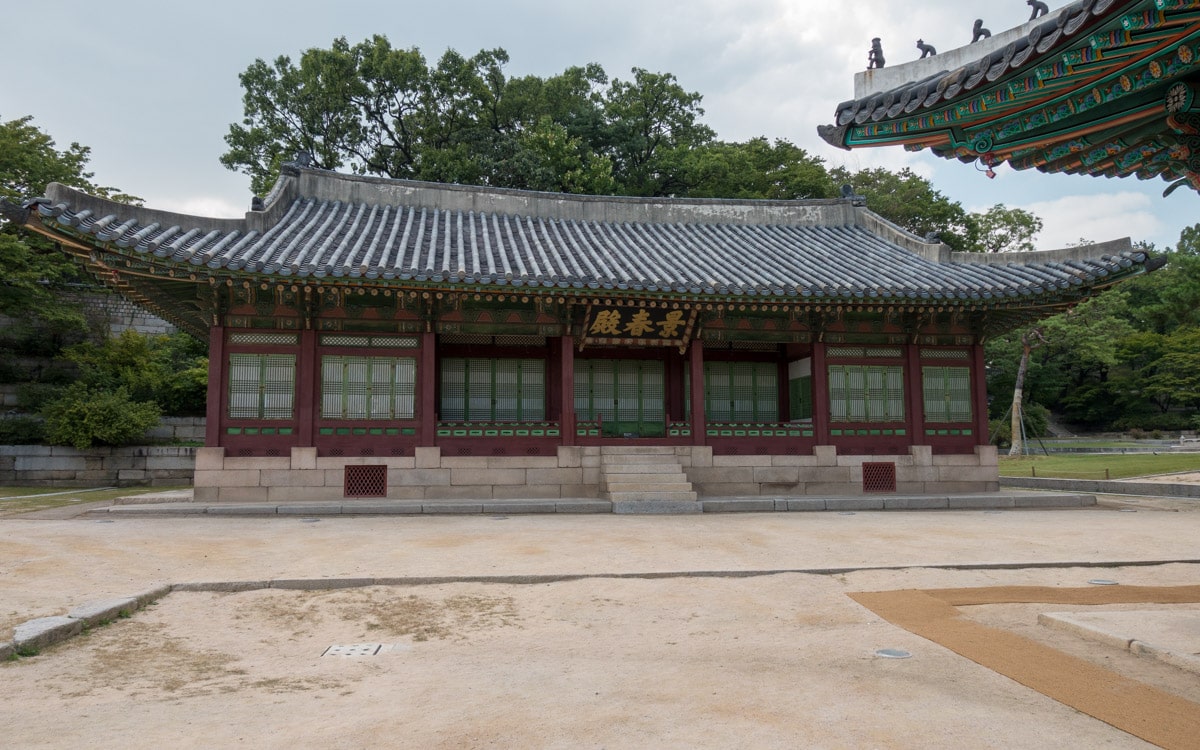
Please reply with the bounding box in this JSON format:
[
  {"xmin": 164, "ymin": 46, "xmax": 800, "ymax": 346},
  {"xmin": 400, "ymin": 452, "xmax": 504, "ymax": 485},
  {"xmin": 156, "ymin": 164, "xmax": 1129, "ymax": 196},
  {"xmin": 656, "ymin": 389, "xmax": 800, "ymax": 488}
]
[{"xmin": 323, "ymin": 644, "xmax": 383, "ymax": 657}]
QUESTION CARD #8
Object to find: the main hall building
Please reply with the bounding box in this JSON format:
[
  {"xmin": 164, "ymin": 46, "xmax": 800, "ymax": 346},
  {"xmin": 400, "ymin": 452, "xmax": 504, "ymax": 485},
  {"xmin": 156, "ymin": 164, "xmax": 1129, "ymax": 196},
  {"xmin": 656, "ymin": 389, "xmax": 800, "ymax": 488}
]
[{"xmin": 5, "ymin": 164, "xmax": 1155, "ymax": 507}]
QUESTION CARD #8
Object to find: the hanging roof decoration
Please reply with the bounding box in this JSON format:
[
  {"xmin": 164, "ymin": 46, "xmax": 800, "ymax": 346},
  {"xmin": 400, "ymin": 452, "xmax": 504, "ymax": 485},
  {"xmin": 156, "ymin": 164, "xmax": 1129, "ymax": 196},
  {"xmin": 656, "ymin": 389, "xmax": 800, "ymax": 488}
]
[{"xmin": 819, "ymin": 0, "xmax": 1200, "ymax": 195}]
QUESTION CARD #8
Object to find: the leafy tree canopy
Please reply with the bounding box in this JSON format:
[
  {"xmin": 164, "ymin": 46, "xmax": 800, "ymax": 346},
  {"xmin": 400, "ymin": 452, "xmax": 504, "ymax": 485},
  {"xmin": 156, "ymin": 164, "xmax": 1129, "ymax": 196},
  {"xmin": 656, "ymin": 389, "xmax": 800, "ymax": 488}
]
[
  {"xmin": 0, "ymin": 116, "xmax": 139, "ymax": 336},
  {"xmin": 221, "ymin": 37, "xmax": 836, "ymax": 202}
]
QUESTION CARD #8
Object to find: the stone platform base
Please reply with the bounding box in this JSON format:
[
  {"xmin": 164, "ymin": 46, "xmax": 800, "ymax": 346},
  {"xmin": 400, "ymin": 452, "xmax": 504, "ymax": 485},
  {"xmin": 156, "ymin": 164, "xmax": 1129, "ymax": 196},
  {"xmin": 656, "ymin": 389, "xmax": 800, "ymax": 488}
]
[{"xmin": 193, "ymin": 444, "xmax": 1000, "ymax": 504}]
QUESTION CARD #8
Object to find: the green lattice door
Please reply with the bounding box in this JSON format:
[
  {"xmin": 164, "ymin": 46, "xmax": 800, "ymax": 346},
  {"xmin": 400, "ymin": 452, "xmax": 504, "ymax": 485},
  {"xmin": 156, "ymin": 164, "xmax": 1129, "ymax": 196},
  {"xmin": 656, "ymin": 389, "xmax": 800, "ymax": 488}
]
[{"xmin": 574, "ymin": 359, "xmax": 665, "ymax": 437}]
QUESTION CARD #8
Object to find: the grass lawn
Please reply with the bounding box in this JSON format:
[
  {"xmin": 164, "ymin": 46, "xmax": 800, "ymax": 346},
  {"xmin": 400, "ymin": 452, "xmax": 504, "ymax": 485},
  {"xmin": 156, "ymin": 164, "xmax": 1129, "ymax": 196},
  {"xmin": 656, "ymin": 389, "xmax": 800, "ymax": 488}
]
[
  {"xmin": 0, "ymin": 486, "xmax": 188, "ymax": 517},
  {"xmin": 999, "ymin": 453, "xmax": 1200, "ymax": 479}
]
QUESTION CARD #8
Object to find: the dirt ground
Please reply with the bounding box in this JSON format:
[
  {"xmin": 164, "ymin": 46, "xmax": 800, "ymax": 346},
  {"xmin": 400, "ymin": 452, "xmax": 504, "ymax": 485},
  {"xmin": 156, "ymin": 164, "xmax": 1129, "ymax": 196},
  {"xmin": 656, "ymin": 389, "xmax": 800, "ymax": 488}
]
[{"xmin": 2, "ymin": 500, "xmax": 1198, "ymax": 748}]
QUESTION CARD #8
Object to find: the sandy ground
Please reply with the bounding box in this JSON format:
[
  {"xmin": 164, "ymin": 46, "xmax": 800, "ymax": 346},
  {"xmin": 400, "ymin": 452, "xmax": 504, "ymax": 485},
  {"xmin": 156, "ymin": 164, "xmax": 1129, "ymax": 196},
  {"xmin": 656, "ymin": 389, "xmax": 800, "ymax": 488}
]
[
  {"xmin": 2, "ymin": 500, "xmax": 1198, "ymax": 748},
  {"xmin": 1129, "ymin": 471, "xmax": 1200, "ymax": 485}
]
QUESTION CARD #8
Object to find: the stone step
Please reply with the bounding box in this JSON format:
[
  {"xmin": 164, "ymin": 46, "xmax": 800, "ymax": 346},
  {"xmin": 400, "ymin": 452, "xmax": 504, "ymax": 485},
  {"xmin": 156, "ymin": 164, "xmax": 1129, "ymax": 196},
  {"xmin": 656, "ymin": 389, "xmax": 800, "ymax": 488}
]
[
  {"xmin": 601, "ymin": 454, "xmax": 683, "ymax": 465},
  {"xmin": 608, "ymin": 490, "xmax": 698, "ymax": 503},
  {"xmin": 603, "ymin": 482, "xmax": 695, "ymax": 493},
  {"xmin": 600, "ymin": 463, "xmax": 686, "ymax": 472},
  {"xmin": 600, "ymin": 446, "xmax": 679, "ymax": 455}
]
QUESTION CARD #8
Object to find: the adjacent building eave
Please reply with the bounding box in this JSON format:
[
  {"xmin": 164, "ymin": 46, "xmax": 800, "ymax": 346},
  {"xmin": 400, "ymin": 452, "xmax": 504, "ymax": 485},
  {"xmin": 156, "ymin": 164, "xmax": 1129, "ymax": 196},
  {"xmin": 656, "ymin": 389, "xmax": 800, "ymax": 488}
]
[{"xmin": 820, "ymin": 0, "xmax": 1200, "ymax": 193}]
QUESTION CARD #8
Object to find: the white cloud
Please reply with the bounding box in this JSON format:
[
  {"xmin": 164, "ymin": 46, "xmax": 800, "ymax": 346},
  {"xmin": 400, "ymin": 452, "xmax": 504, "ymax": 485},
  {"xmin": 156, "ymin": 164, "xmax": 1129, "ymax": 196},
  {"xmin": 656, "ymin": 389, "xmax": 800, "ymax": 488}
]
[
  {"xmin": 154, "ymin": 196, "xmax": 246, "ymax": 220},
  {"xmin": 1020, "ymin": 193, "xmax": 1163, "ymax": 250}
]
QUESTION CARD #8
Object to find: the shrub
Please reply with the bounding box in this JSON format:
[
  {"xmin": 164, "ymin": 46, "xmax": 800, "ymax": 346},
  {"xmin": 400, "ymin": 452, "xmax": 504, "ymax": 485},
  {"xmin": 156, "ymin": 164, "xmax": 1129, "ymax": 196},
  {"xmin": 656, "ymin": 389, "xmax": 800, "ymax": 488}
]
[
  {"xmin": 1113, "ymin": 413, "xmax": 1192, "ymax": 432},
  {"xmin": 16, "ymin": 382, "xmax": 65, "ymax": 411},
  {"xmin": 0, "ymin": 415, "xmax": 46, "ymax": 444},
  {"xmin": 41, "ymin": 384, "xmax": 160, "ymax": 449},
  {"xmin": 988, "ymin": 402, "xmax": 1050, "ymax": 447},
  {"xmin": 61, "ymin": 331, "xmax": 207, "ymax": 416}
]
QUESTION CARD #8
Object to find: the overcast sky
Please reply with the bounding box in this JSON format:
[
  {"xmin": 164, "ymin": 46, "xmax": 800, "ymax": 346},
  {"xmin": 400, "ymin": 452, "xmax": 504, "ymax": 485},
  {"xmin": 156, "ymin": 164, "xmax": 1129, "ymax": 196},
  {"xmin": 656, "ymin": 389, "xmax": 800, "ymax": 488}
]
[{"xmin": 2, "ymin": 0, "xmax": 1192, "ymax": 251}]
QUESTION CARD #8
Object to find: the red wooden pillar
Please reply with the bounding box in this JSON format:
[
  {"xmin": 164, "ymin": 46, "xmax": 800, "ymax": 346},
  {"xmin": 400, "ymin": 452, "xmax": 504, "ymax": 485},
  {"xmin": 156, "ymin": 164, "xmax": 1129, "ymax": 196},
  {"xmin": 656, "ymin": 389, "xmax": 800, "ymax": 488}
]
[
  {"xmin": 419, "ymin": 331, "xmax": 437, "ymax": 446},
  {"xmin": 559, "ymin": 336, "xmax": 576, "ymax": 446},
  {"xmin": 972, "ymin": 344, "xmax": 989, "ymax": 444},
  {"xmin": 296, "ymin": 329, "xmax": 317, "ymax": 447},
  {"xmin": 204, "ymin": 326, "xmax": 225, "ymax": 447},
  {"xmin": 689, "ymin": 339, "xmax": 706, "ymax": 445},
  {"xmin": 905, "ymin": 344, "xmax": 926, "ymax": 444},
  {"xmin": 812, "ymin": 341, "xmax": 829, "ymax": 442}
]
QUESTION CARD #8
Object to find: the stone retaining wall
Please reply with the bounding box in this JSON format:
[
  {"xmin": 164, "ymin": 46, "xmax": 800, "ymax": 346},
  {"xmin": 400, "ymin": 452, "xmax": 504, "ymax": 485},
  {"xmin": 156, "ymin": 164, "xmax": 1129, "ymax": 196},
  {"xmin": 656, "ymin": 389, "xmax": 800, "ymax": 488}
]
[
  {"xmin": 145, "ymin": 417, "xmax": 206, "ymax": 443},
  {"xmin": 0, "ymin": 446, "xmax": 197, "ymax": 487},
  {"xmin": 194, "ymin": 444, "xmax": 999, "ymax": 502}
]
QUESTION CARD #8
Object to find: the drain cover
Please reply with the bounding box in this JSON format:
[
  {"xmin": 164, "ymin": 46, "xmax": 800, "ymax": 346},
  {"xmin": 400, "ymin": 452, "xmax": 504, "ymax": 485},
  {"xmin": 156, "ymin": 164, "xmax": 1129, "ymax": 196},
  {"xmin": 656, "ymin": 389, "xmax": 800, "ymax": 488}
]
[
  {"xmin": 323, "ymin": 644, "xmax": 383, "ymax": 657},
  {"xmin": 875, "ymin": 648, "xmax": 912, "ymax": 659},
  {"xmin": 1087, "ymin": 579, "xmax": 1119, "ymax": 586}
]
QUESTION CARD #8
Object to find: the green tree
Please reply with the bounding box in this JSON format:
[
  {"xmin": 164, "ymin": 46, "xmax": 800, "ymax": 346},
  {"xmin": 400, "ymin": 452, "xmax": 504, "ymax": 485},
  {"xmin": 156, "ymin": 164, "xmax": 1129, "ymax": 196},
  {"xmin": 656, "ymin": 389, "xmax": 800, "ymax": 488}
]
[
  {"xmin": 0, "ymin": 116, "xmax": 139, "ymax": 350},
  {"xmin": 599, "ymin": 68, "xmax": 715, "ymax": 196},
  {"xmin": 829, "ymin": 166, "xmax": 978, "ymax": 250},
  {"xmin": 221, "ymin": 37, "xmax": 722, "ymax": 198},
  {"xmin": 972, "ymin": 203, "xmax": 1043, "ymax": 253},
  {"xmin": 680, "ymin": 138, "xmax": 834, "ymax": 200}
]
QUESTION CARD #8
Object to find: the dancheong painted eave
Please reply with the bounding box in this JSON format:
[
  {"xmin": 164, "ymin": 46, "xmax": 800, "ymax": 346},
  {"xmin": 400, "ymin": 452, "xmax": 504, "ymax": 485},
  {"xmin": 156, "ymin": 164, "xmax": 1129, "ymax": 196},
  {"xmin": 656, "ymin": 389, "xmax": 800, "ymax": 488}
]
[
  {"xmin": 819, "ymin": 0, "xmax": 1200, "ymax": 193},
  {"xmin": 0, "ymin": 163, "xmax": 1158, "ymax": 337}
]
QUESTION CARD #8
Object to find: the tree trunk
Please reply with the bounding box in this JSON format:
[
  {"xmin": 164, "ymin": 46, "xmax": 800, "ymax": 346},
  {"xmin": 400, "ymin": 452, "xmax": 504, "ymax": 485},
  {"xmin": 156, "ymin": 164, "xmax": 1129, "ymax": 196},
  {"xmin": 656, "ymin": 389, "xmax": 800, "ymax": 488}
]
[{"xmin": 1009, "ymin": 328, "xmax": 1045, "ymax": 456}]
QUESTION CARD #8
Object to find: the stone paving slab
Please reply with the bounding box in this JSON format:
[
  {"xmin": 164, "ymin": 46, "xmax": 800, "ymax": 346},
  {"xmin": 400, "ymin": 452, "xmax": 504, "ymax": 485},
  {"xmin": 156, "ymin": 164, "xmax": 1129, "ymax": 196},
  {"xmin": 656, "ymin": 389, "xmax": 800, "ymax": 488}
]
[{"xmin": 1039, "ymin": 610, "xmax": 1200, "ymax": 675}]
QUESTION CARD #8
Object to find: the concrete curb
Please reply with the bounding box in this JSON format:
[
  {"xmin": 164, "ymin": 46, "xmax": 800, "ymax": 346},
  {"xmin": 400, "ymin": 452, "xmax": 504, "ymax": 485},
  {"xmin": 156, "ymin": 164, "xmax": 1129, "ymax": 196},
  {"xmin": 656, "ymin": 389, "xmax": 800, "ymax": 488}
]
[
  {"xmin": 5, "ymin": 584, "xmax": 171, "ymax": 658},
  {"xmin": 1003, "ymin": 476, "xmax": 1200, "ymax": 499},
  {"xmin": 1038, "ymin": 611, "xmax": 1200, "ymax": 675}
]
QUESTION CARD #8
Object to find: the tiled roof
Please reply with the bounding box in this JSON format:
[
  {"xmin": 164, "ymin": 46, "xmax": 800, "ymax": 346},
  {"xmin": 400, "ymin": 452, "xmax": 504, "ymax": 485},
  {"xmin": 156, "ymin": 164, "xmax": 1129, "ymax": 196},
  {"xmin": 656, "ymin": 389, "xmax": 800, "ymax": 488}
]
[{"xmin": 20, "ymin": 167, "xmax": 1151, "ymax": 303}]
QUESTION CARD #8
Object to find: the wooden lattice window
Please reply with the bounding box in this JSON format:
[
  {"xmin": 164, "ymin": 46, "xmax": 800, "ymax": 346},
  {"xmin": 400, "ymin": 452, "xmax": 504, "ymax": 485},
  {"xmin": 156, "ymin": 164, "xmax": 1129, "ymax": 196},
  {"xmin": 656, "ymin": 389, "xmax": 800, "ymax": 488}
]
[
  {"xmin": 704, "ymin": 361, "xmax": 778, "ymax": 422},
  {"xmin": 321, "ymin": 356, "xmax": 417, "ymax": 420},
  {"xmin": 828, "ymin": 365, "xmax": 904, "ymax": 423},
  {"xmin": 922, "ymin": 366, "xmax": 972, "ymax": 423},
  {"xmin": 440, "ymin": 358, "xmax": 545, "ymax": 422},
  {"xmin": 862, "ymin": 462, "xmax": 897, "ymax": 493},
  {"xmin": 344, "ymin": 465, "xmax": 387, "ymax": 498},
  {"xmin": 228, "ymin": 354, "xmax": 296, "ymax": 420}
]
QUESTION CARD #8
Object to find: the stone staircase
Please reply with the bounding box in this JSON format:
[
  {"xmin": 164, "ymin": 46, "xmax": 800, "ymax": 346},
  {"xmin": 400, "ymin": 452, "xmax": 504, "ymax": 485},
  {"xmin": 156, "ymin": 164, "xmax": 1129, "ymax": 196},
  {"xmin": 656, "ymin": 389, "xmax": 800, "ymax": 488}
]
[{"xmin": 599, "ymin": 446, "xmax": 700, "ymax": 514}]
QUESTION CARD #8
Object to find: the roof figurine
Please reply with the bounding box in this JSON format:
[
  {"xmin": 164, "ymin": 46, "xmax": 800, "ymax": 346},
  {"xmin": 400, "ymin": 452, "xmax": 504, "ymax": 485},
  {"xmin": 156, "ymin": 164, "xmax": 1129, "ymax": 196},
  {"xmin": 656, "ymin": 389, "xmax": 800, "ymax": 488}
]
[
  {"xmin": 1027, "ymin": 0, "xmax": 1050, "ymax": 20},
  {"xmin": 868, "ymin": 38, "xmax": 885, "ymax": 69},
  {"xmin": 917, "ymin": 39, "xmax": 937, "ymax": 58},
  {"xmin": 971, "ymin": 19, "xmax": 992, "ymax": 43}
]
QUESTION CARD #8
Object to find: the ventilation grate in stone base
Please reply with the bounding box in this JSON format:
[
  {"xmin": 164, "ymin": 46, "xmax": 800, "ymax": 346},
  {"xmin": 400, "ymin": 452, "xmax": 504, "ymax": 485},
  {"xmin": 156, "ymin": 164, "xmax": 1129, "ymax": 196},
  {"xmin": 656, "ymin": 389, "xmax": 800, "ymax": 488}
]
[
  {"xmin": 344, "ymin": 465, "xmax": 387, "ymax": 498},
  {"xmin": 862, "ymin": 462, "xmax": 897, "ymax": 493}
]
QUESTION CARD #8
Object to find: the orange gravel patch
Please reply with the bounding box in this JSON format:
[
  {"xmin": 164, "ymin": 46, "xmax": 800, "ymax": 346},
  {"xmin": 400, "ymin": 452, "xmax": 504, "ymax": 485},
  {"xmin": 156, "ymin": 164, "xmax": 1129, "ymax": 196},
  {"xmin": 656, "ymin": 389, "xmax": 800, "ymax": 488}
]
[{"xmin": 851, "ymin": 585, "xmax": 1200, "ymax": 750}]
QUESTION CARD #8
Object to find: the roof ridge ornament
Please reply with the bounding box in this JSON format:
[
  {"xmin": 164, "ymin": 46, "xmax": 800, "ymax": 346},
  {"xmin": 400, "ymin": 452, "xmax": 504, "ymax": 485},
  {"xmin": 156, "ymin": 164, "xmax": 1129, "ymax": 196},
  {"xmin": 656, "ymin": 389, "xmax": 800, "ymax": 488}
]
[
  {"xmin": 280, "ymin": 151, "xmax": 315, "ymax": 177},
  {"xmin": 972, "ymin": 19, "xmax": 992, "ymax": 43},
  {"xmin": 840, "ymin": 184, "xmax": 868, "ymax": 206},
  {"xmin": 1028, "ymin": 0, "xmax": 1049, "ymax": 21},
  {"xmin": 868, "ymin": 38, "xmax": 885, "ymax": 69}
]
